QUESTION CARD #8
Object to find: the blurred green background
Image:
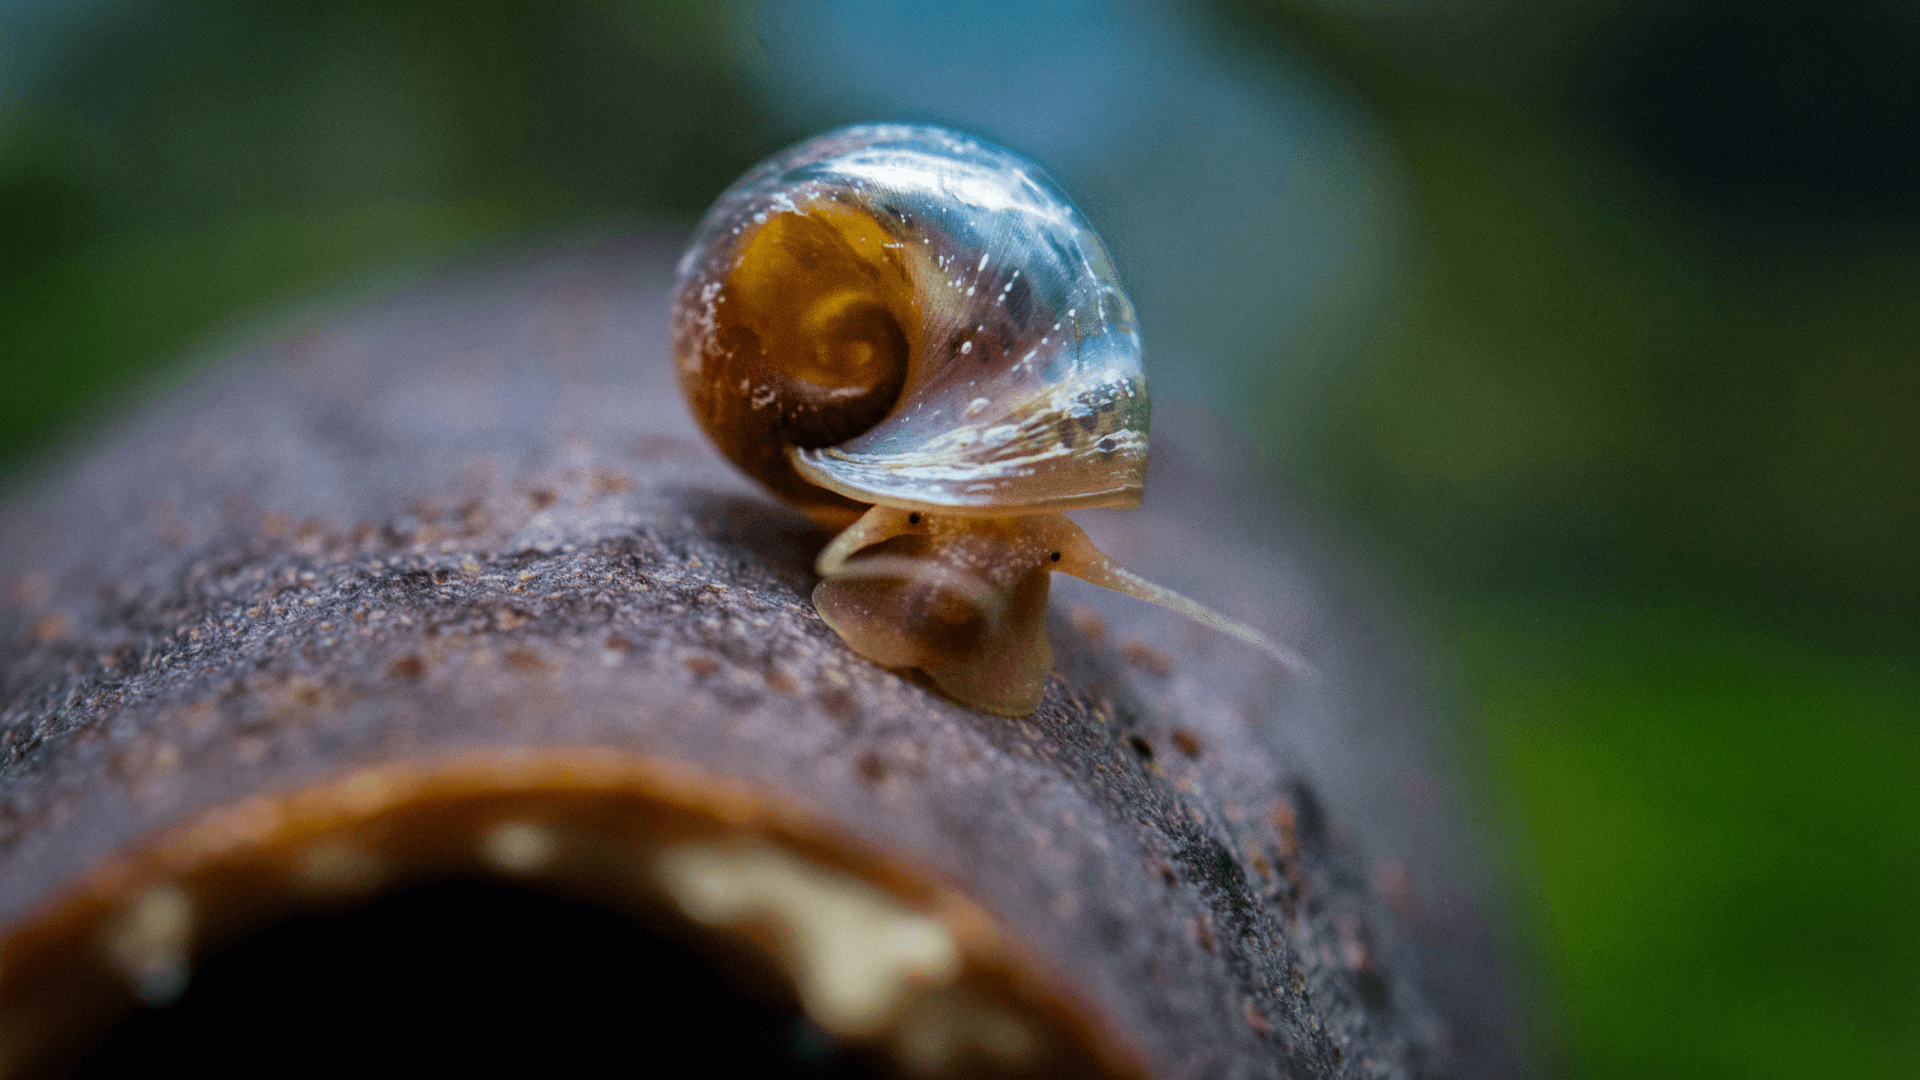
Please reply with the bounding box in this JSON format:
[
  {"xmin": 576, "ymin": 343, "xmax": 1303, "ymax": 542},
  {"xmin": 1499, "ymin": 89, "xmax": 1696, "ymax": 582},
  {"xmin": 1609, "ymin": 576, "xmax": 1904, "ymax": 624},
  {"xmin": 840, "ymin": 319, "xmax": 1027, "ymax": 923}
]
[{"xmin": 2, "ymin": 1, "xmax": 1914, "ymax": 1075}]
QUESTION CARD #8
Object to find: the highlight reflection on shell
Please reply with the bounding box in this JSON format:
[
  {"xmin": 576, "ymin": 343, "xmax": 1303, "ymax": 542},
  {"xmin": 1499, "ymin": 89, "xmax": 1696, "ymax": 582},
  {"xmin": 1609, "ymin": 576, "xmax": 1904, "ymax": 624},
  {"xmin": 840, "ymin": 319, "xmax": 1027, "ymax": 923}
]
[{"xmin": 671, "ymin": 123, "xmax": 1147, "ymax": 526}]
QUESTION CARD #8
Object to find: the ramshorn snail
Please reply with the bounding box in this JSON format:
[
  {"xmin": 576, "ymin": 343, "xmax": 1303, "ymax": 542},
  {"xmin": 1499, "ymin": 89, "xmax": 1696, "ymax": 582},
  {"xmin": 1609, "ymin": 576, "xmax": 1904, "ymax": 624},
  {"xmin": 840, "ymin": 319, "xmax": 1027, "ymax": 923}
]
[{"xmin": 672, "ymin": 124, "xmax": 1297, "ymax": 716}]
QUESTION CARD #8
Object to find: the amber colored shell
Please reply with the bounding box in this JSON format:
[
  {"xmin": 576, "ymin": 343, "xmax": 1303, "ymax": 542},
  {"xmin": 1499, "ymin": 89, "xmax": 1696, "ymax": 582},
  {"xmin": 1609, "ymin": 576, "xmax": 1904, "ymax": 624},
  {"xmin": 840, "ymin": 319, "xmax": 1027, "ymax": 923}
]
[{"xmin": 671, "ymin": 124, "xmax": 1148, "ymax": 525}]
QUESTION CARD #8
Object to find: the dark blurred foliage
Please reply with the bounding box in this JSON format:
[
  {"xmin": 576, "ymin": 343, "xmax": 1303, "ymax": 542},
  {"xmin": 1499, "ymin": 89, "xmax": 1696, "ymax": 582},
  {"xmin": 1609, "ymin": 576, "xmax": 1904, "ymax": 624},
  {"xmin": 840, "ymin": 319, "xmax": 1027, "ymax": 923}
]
[
  {"xmin": 0, "ymin": 0, "xmax": 776, "ymax": 465},
  {"xmin": 1238, "ymin": 0, "xmax": 1920, "ymax": 619},
  {"xmin": 1597, "ymin": 0, "xmax": 1920, "ymax": 223},
  {"xmin": 1232, "ymin": 1, "xmax": 1919, "ymax": 1076},
  {"xmin": 3, "ymin": 1, "xmax": 1916, "ymax": 1077}
]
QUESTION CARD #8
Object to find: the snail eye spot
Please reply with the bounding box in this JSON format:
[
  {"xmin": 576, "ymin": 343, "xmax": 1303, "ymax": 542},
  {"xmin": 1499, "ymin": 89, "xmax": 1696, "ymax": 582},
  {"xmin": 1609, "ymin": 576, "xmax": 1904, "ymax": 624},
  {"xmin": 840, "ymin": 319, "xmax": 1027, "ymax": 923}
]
[
  {"xmin": 1050, "ymin": 551, "xmax": 1061, "ymax": 562},
  {"xmin": 908, "ymin": 512, "xmax": 921, "ymax": 524}
]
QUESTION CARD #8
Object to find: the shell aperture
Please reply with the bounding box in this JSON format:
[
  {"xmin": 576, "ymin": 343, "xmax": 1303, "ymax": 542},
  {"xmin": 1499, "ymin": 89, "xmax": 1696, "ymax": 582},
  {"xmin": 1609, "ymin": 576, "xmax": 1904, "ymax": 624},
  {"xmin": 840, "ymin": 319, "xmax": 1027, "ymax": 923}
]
[{"xmin": 672, "ymin": 124, "xmax": 1147, "ymax": 524}]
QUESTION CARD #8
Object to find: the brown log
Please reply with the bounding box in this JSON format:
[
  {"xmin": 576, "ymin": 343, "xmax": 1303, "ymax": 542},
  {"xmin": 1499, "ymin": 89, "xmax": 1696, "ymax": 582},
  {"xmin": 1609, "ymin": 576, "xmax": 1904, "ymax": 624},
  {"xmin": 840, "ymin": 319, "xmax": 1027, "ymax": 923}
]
[{"xmin": 0, "ymin": 234, "xmax": 1522, "ymax": 1078}]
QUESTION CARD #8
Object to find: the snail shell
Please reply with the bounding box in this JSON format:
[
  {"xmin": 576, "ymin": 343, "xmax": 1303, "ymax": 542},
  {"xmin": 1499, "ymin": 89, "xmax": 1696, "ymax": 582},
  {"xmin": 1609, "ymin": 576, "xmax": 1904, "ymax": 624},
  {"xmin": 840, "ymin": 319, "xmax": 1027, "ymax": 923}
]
[
  {"xmin": 672, "ymin": 123, "xmax": 1147, "ymax": 527},
  {"xmin": 674, "ymin": 124, "xmax": 1292, "ymax": 716}
]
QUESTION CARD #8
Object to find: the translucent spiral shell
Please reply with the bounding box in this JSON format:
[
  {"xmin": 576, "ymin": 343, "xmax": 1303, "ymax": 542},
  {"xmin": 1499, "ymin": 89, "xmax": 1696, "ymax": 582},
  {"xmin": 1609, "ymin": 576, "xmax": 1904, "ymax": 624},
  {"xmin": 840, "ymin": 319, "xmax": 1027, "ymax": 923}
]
[
  {"xmin": 671, "ymin": 124, "xmax": 1147, "ymax": 525},
  {"xmin": 672, "ymin": 125, "xmax": 1297, "ymax": 717}
]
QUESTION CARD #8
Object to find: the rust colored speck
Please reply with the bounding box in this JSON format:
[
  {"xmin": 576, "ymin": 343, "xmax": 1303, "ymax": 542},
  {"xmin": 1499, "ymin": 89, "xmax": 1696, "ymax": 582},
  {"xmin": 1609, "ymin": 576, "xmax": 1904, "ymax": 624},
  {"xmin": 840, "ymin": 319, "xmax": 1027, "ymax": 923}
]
[{"xmin": 1120, "ymin": 639, "xmax": 1173, "ymax": 677}]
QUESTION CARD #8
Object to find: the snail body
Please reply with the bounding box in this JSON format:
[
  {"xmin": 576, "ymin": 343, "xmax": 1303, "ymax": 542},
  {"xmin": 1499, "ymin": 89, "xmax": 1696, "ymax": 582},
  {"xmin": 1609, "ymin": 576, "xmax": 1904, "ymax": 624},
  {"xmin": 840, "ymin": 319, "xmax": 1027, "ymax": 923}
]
[{"xmin": 673, "ymin": 124, "xmax": 1294, "ymax": 716}]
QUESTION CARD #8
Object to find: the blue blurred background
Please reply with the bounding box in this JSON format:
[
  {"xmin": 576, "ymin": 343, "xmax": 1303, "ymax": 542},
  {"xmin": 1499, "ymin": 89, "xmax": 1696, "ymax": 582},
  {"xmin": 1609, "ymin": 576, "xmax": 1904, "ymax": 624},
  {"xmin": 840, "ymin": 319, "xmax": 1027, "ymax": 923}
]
[{"xmin": 2, "ymin": 1, "xmax": 1915, "ymax": 1074}]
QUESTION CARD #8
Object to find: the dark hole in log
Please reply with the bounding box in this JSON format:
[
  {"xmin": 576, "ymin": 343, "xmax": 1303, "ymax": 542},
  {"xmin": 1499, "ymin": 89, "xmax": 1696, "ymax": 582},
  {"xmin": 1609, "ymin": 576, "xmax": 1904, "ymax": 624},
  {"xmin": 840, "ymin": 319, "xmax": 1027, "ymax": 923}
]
[{"xmin": 73, "ymin": 880, "xmax": 884, "ymax": 1078}]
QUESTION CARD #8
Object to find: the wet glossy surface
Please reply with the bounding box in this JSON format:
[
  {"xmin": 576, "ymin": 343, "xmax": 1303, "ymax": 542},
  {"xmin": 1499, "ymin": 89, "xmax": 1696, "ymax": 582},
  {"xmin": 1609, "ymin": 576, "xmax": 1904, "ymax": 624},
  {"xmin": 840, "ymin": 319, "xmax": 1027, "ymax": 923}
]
[{"xmin": 672, "ymin": 124, "xmax": 1147, "ymax": 522}]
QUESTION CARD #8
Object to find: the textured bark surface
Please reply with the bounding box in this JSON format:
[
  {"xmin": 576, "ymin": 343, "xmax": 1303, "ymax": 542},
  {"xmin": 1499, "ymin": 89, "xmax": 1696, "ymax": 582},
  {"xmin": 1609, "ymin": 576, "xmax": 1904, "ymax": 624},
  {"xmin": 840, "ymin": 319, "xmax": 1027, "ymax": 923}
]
[{"xmin": 0, "ymin": 233, "xmax": 1522, "ymax": 1078}]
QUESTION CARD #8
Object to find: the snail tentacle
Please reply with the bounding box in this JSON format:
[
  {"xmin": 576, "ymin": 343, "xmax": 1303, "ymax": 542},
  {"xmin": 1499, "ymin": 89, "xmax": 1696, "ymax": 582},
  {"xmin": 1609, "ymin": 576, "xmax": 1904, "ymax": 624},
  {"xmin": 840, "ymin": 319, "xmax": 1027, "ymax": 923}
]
[{"xmin": 1038, "ymin": 519, "xmax": 1318, "ymax": 680}]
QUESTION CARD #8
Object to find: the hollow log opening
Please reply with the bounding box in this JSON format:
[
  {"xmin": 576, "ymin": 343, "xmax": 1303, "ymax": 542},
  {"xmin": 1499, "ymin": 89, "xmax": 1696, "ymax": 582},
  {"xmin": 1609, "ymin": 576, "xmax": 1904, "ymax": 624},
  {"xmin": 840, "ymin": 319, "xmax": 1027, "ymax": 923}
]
[
  {"xmin": 77, "ymin": 880, "xmax": 885, "ymax": 1078},
  {"xmin": 1, "ymin": 768, "xmax": 1120, "ymax": 1079}
]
